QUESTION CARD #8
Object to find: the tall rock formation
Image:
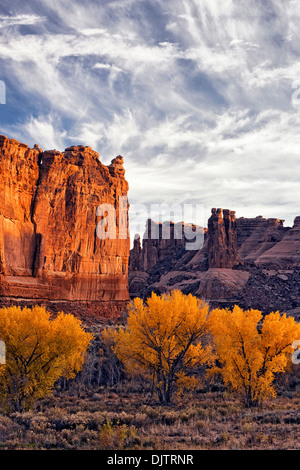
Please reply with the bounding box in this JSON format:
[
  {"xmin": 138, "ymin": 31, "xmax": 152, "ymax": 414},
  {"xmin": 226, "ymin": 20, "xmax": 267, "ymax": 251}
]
[
  {"xmin": 141, "ymin": 219, "xmax": 193, "ymax": 271},
  {"xmin": 128, "ymin": 219, "xmax": 203, "ymax": 297},
  {"xmin": 130, "ymin": 235, "xmax": 143, "ymax": 272},
  {"xmin": 207, "ymin": 208, "xmax": 241, "ymax": 268},
  {"xmin": 129, "ymin": 219, "xmax": 202, "ymax": 273},
  {"xmin": 0, "ymin": 135, "xmax": 130, "ymax": 319}
]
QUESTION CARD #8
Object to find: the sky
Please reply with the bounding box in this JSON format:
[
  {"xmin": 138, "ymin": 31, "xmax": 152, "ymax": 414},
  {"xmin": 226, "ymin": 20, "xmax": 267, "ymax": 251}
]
[{"xmin": 1, "ymin": 0, "xmax": 300, "ymax": 237}]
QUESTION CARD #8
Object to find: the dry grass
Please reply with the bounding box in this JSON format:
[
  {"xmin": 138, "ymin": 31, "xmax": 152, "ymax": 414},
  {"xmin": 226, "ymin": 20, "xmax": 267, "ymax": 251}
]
[
  {"xmin": 1, "ymin": 335, "xmax": 300, "ymax": 451},
  {"xmin": 1, "ymin": 378, "xmax": 300, "ymax": 450}
]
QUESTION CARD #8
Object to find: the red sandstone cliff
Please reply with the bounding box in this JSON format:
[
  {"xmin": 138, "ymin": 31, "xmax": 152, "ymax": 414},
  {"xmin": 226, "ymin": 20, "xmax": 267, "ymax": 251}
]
[{"xmin": 0, "ymin": 135, "xmax": 130, "ymax": 318}]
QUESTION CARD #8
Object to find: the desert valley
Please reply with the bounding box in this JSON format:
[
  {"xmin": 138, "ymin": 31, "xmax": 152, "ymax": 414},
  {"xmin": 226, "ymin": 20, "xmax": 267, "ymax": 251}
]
[{"xmin": 0, "ymin": 135, "xmax": 300, "ymax": 452}]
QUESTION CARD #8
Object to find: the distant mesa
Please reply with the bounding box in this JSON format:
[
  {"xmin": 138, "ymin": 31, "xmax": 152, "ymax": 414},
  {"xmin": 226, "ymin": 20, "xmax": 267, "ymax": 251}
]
[{"xmin": 129, "ymin": 208, "xmax": 300, "ymax": 316}]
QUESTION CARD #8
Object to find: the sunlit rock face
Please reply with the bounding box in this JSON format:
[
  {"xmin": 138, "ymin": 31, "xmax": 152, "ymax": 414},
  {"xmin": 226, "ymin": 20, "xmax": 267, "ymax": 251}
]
[{"xmin": 0, "ymin": 135, "xmax": 130, "ymax": 319}]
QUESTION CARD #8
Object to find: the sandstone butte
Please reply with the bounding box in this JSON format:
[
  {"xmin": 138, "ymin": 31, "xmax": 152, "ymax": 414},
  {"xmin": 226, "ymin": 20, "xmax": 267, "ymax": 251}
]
[{"xmin": 0, "ymin": 135, "xmax": 130, "ymax": 321}]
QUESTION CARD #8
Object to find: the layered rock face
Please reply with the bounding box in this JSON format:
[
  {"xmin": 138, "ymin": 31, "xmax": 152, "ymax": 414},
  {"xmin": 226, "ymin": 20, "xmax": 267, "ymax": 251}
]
[
  {"xmin": 128, "ymin": 220, "xmax": 203, "ymax": 297},
  {"xmin": 207, "ymin": 208, "xmax": 240, "ymax": 268},
  {"xmin": 254, "ymin": 217, "xmax": 300, "ymax": 268},
  {"xmin": 133, "ymin": 220, "xmax": 200, "ymax": 271},
  {"xmin": 236, "ymin": 216, "xmax": 287, "ymax": 262},
  {"xmin": 0, "ymin": 135, "xmax": 130, "ymax": 318},
  {"xmin": 129, "ymin": 208, "xmax": 300, "ymax": 315}
]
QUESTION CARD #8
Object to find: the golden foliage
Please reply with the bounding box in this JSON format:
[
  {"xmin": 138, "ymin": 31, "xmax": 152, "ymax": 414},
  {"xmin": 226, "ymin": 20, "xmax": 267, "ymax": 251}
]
[
  {"xmin": 99, "ymin": 419, "xmax": 137, "ymax": 450},
  {"xmin": 102, "ymin": 290, "xmax": 212, "ymax": 403},
  {"xmin": 208, "ymin": 306, "xmax": 300, "ymax": 407},
  {"xmin": 0, "ymin": 305, "xmax": 93, "ymax": 412}
]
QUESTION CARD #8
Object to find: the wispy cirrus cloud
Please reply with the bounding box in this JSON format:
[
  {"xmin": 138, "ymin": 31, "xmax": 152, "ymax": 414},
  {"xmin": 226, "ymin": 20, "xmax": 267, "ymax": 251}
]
[
  {"xmin": 0, "ymin": 0, "xmax": 300, "ymax": 231},
  {"xmin": 0, "ymin": 14, "xmax": 45, "ymax": 28}
]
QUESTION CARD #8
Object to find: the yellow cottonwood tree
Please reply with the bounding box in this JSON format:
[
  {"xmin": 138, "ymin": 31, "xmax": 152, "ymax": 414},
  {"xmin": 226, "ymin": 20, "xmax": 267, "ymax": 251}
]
[
  {"xmin": 0, "ymin": 305, "xmax": 93, "ymax": 412},
  {"xmin": 208, "ymin": 306, "xmax": 300, "ymax": 407},
  {"xmin": 102, "ymin": 290, "xmax": 212, "ymax": 403}
]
